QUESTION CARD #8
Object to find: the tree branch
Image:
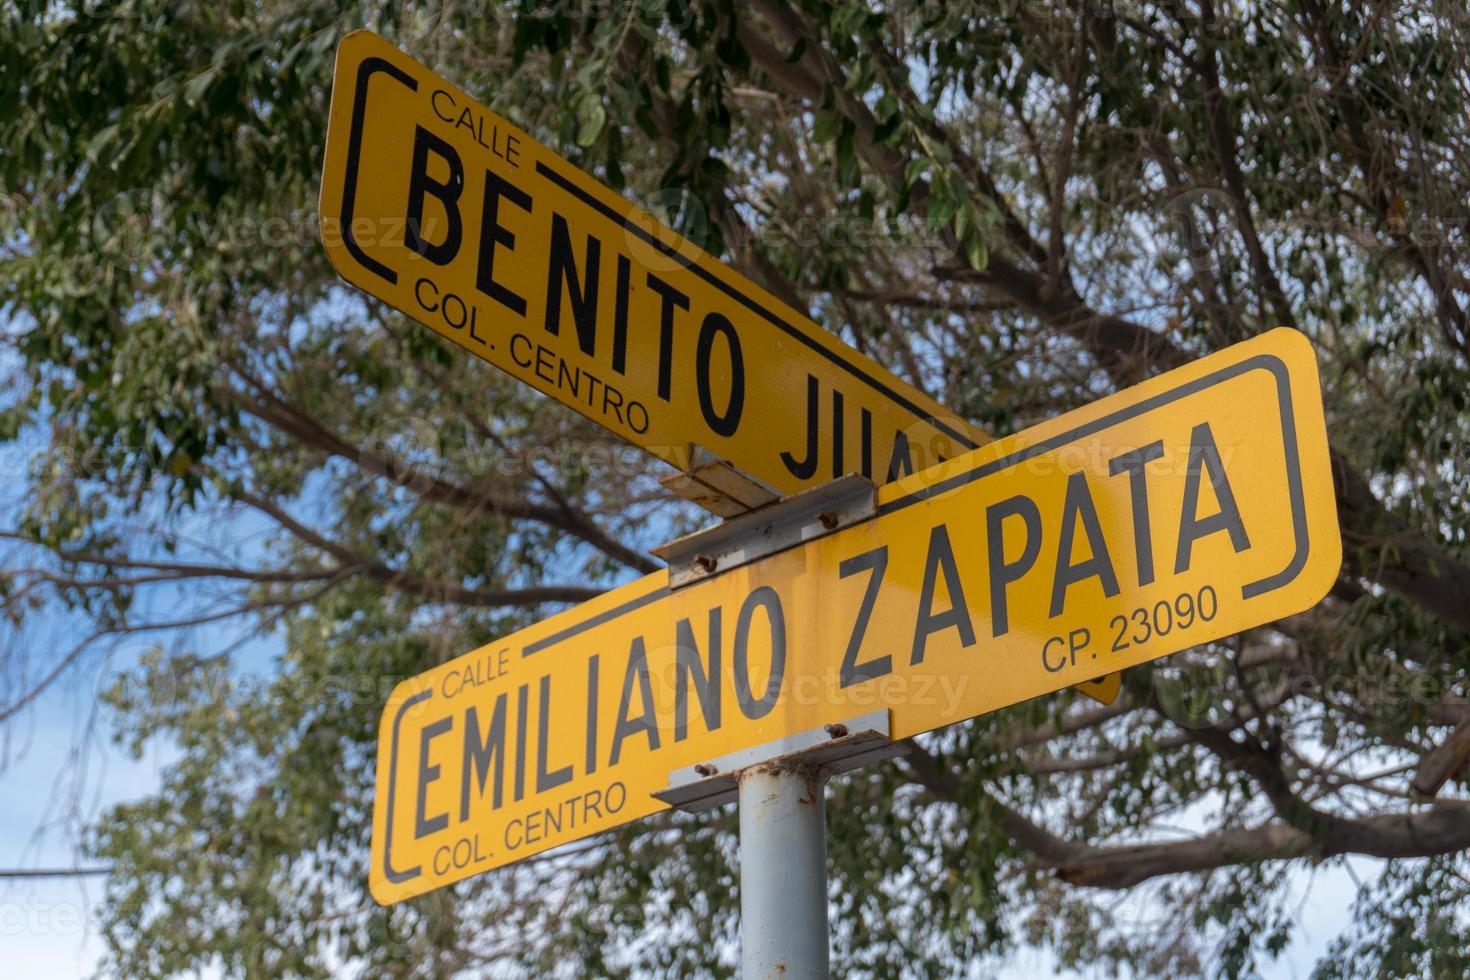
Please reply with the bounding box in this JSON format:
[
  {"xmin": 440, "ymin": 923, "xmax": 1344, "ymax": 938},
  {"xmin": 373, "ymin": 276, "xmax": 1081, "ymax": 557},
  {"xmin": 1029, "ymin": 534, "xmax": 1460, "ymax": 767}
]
[
  {"xmin": 236, "ymin": 491, "xmax": 601, "ymax": 609},
  {"xmin": 1413, "ymin": 713, "xmax": 1470, "ymax": 798},
  {"xmin": 1296, "ymin": 0, "xmax": 1470, "ymax": 362},
  {"xmin": 224, "ymin": 381, "xmax": 657, "ymax": 574},
  {"xmin": 904, "ymin": 735, "xmax": 1470, "ymax": 890},
  {"xmin": 1190, "ymin": 0, "xmax": 1299, "ymax": 334}
]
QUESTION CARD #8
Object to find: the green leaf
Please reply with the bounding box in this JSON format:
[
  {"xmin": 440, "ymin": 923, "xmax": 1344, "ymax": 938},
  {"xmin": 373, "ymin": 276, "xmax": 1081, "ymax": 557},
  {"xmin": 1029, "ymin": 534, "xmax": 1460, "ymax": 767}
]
[
  {"xmin": 575, "ymin": 97, "xmax": 606, "ymax": 147},
  {"xmin": 83, "ymin": 123, "xmax": 120, "ymax": 164},
  {"xmin": 964, "ymin": 230, "xmax": 988, "ymax": 270},
  {"xmin": 183, "ymin": 66, "xmax": 218, "ymax": 106},
  {"xmin": 812, "ymin": 107, "xmax": 841, "ymax": 143},
  {"xmin": 927, "ymin": 186, "xmax": 959, "ymax": 233}
]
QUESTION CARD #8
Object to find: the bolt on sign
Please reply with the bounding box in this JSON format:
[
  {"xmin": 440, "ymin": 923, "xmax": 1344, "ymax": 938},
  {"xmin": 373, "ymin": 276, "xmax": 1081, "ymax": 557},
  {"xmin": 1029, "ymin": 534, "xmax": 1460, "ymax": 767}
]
[
  {"xmin": 318, "ymin": 30, "xmax": 980, "ymax": 496},
  {"xmin": 371, "ymin": 328, "xmax": 1342, "ymax": 904}
]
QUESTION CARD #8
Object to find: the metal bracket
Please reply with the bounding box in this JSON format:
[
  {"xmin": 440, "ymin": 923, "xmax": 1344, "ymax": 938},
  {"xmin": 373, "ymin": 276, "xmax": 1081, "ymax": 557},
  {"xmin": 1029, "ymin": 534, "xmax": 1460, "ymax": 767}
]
[
  {"xmin": 651, "ymin": 473, "xmax": 877, "ymax": 589},
  {"xmin": 651, "ymin": 710, "xmax": 906, "ymax": 812},
  {"xmin": 659, "ymin": 446, "xmax": 782, "ymax": 517}
]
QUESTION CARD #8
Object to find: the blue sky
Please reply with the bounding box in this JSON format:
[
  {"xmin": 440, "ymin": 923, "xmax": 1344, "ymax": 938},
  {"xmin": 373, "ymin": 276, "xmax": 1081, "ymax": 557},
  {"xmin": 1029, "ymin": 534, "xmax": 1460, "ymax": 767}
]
[
  {"xmin": 0, "ymin": 596, "xmax": 285, "ymax": 979},
  {"xmin": 2, "ymin": 683, "xmax": 168, "ymax": 979}
]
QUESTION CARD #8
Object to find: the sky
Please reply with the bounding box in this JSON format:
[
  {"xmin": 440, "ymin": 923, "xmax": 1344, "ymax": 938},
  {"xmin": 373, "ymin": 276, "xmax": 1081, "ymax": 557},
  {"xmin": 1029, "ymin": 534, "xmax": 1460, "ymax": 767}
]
[
  {"xmin": 0, "ymin": 600, "xmax": 283, "ymax": 980},
  {"xmin": 1, "ymin": 682, "xmax": 167, "ymax": 979},
  {"xmin": 0, "ymin": 452, "xmax": 280, "ymax": 978}
]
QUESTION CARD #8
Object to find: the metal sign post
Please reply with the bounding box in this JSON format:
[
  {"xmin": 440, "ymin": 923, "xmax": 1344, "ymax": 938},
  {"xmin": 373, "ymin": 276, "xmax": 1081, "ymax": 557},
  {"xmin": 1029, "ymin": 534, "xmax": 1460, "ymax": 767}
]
[
  {"xmin": 652, "ymin": 490, "xmax": 910, "ymax": 978},
  {"xmin": 655, "ymin": 705, "xmax": 905, "ymax": 978},
  {"xmin": 738, "ymin": 763, "xmax": 830, "ymax": 978}
]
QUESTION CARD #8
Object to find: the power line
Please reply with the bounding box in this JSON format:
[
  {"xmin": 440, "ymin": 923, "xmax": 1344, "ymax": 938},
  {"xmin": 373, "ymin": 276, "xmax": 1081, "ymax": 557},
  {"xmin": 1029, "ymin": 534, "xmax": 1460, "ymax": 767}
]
[{"xmin": 0, "ymin": 867, "xmax": 111, "ymax": 879}]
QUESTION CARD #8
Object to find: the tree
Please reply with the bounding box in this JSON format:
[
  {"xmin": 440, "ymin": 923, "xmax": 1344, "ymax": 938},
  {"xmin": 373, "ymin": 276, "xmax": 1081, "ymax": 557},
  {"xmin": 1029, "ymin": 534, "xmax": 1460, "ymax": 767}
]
[{"xmin": 2, "ymin": 0, "xmax": 1469, "ymax": 976}]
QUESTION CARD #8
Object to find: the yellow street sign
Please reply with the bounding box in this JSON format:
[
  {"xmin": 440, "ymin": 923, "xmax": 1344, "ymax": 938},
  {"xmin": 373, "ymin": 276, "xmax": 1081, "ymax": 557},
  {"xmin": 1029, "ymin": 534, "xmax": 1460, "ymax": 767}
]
[
  {"xmin": 319, "ymin": 30, "xmax": 981, "ymax": 496},
  {"xmin": 371, "ymin": 328, "xmax": 1341, "ymax": 904},
  {"xmin": 319, "ymin": 30, "xmax": 1121, "ymax": 706}
]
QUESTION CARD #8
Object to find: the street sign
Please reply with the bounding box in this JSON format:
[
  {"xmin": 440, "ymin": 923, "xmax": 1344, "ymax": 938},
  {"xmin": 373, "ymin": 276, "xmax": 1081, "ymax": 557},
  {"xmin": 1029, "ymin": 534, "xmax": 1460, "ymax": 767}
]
[
  {"xmin": 319, "ymin": 30, "xmax": 982, "ymax": 501},
  {"xmin": 321, "ymin": 28, "xmax": 1117, "ymax": 705},
  {"xmin": 371, "ymin": 328, "xmax": 1341, "ymax": 904},
  {"xmin": 319, "ymin": 30, "xmax": 1122, "ymax": 706}
]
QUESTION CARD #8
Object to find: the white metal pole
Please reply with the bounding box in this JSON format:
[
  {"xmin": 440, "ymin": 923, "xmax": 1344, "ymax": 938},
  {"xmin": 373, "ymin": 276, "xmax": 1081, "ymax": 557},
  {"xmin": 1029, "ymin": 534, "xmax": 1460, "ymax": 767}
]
[{"xmin": 738, "ymin": 763, "xmax": 830, "ymax": 979}]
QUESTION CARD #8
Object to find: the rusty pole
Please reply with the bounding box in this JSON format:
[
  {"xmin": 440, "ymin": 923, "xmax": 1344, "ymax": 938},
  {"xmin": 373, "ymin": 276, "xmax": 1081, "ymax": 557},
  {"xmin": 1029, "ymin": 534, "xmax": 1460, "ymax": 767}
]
[{"xmin": 737, "ymin": 763, "xmax": 830, "ymax": 978}]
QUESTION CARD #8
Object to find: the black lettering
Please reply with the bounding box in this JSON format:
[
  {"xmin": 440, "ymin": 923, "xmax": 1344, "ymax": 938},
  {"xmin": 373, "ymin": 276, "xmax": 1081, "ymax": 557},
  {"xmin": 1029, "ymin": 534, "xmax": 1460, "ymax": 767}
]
[
  {"xmin": 911, "ymin": 524, "xmax": 977, "ymax": 664},
  {"xmin": 627, "ymin": 400, "xmax": 649, "ymax": 434},
  {"xmin": 673, "ymin": 609, "xmax": 722, "ymax": 740},
  {"xmin": 609, "ymin": 637, "xmax": 661, "ymax": 765},
  {"xmin": 476, "ymin": 171, "xmax": 532, "ymax": 316},
  {"xmin": 405, "ymin": 125, "xmax": 464, "ymax": 266},
  {"xmin": 645, "ymin": 273, "xmax": 688, "ymax": 400},
  {"xmin": 781, "ymin": 374, "xmax": 820, "ymax": 479},
  {"xmin": 601, "ymin": 383, "xmax": 625, "ymax": 423},
  {"xmin": 838, "ymin": 546, "xmax": 890, "ymax": 687},
  {"xmin": 611, "ymin": 254, "xmax": 633, "ymax": 374},
  {"xmin": 582, "ymin": 371, "xmax": 602, "ymax": 407},
  {"xmin": 510, "ymin": 332, "xmax": 533, "ymax": 368},
  {"xmin": 460, "ymin": 694, "xmax": 507, "ymax": 819},
  {"xmin": 695, "ymin": 312, "xmax": 745, "ymax": 437},
  {"xmin": 556, "ymin": 357, "xmax": 582, "ymax": 400},
  {"xmin": 414, "ymin": 276, "xmax": 439, "ymax": 312},
  {"xmin": 887, "ymin": 429, "xmax": 915, "ymax": 481},
  {"xmin": 831, "ymin": 390, "xmax": 845, "ymax": 478},
  {"xmin": 1049, "ymin": 472, "xmax": 1121, "ymax": 617},
  {"xmin": 987, "ymin": 494, "xmax": 1042, "ymax": 637},
  {"xmin": 1175, "ymin": 422, "xmax": 1250, "ymax": 572},
  {"xmin": 414, "ymin": 716, "xmax": 453, "ymax": 839},
  {"xmin": 860, "ymin": 407, "xmax": 873, "ymax": 479},
  {"xmin": 733, "ymin": 586, "xmax": 786, "ymax": 719},
  {"xmin": 534, "ymin": 343, "xmax": 556, "ymax": 384},
  {"xmin": 430, "ymin": 89, "xmax": 456, "ymax": 123},
  {"xmin": 544, "ymin": 213, "xmax": 601, "ymax": 355},
  {"xmin": 1109, "ymin": 440, "xmax": 1165, "ymax": 586}
]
